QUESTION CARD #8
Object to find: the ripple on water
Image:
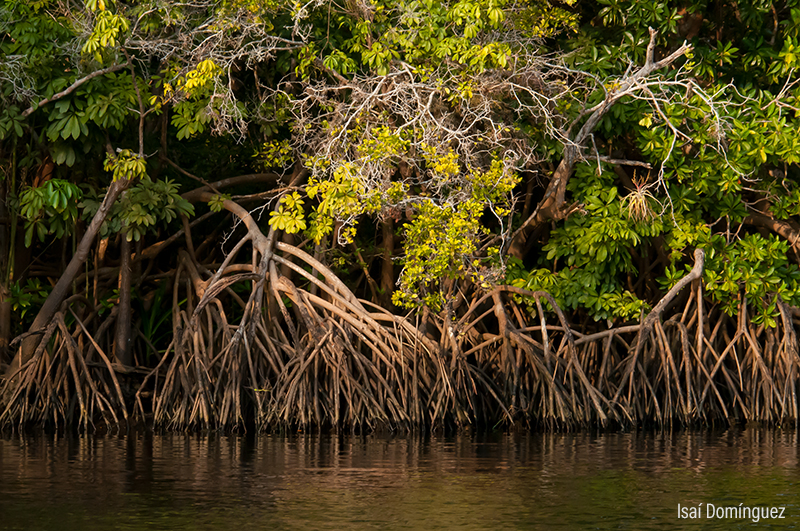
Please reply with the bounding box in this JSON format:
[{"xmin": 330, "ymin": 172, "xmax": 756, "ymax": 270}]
[{"xmin": 1, "ymin": 429, "xmax": 799, "ymax": 530}]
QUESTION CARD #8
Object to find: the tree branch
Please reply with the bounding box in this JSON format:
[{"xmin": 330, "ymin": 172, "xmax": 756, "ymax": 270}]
[
  {"xmin": 641, "ymin": 248, "xmax": 705, "ymax": 335},
  {"xmin": 180, "ymin": 172, "xmax": 282, "ymax": 202},
  {"xmin": 744, "ymin": 209, "xmax": 800, "ymax": 255},
  {"xmin": 613, "ymin": 247, "xmax": 704, "ymax": 403},
  {"xmin": 21, "ymin": 62, "xmax": 131, "ymax": 118},
  {"xmin": 508, "ymin": 30, "xmax": 691, "ymax": 258},
  {"xmin": 5, "ymin": 176, "xmax": 132, "ymax": 383}
]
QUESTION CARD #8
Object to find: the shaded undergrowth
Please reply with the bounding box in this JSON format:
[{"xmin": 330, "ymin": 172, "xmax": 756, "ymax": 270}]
[{"xmin": 2, "ymin": 215, "xmax": 800, "ymax": 432}]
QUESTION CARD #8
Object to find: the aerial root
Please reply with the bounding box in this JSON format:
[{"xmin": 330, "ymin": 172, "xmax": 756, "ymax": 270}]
[
  {"xmin": 0, "ymin": 310, "xmax": 128, "ymax": 430},
  {"xmin": 5, "ymin": 241, "xmax": 800, "ymax": 430}
]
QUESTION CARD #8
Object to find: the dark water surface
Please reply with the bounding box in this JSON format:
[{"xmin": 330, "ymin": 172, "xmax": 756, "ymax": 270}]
[{"xmin": 1, "ymin": 429, "xmax": 799, "ymax": 530}]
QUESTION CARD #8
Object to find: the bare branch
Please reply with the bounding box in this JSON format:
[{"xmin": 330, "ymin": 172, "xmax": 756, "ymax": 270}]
[
  {"xmin": 21, "ymin": 62, "xmax": 131, "ymax": 118},
  {"xmin": 509, "ymin": 30, "xmax": 693, "ymax": 257}
]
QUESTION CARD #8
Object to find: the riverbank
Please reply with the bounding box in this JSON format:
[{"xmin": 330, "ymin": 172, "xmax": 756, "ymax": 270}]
[{"xmin": 2, "ymin": 282, "xmax": 799, "ymax": 432}]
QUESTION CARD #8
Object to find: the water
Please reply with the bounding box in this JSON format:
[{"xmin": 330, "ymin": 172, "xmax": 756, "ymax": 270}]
[{"xmin": 1, "ymin": 429, "xmax": 799, "ymax": 530}]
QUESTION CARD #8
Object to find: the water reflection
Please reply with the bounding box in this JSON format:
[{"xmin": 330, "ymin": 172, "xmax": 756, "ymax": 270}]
[{"xmin": 1, "ymin": 429, "xmax": 799, "ymax": 530}]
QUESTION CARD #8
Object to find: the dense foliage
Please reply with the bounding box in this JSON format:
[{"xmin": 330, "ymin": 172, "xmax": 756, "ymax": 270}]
[{"xmin": 3, "ymin": 0, "xmax": 800, "ymax": 430}]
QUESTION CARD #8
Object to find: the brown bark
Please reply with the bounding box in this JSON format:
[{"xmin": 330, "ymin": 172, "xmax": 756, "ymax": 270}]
[
  {"xmin": 180, "ymin": 173, "xmax": 282, "ymax": 202},
  {"xmin": 744, "ymin": 210, "xmax": 800, "ymax": 256},
  {"xmin": 508, "ymin": 30, "xmax": 691, "ymax": 259},
  {"xmin": 613, "ymin": 248, "xmax": 705, "ymax": 403},
  {"xmin": 4, "ymin": 177, "xmax": 130, "ymax": 382},
  {"xmin": 114, "ymin": 228, "xmax": 133, "ymax": 366},
  {"xmin": 508, "ymin": 157, "xmax": 573, "ymax": 258},
  {"xmin": 640, "ymin": 248, "xmax": 705, "ymax": 335},
  {"xmin": 279, "ymin": 232, "xmax": 295, "ymax": 279},
  {"xmin": 380, "ymin": 218, "xmax": 395, "ymax": 308},
  {"xmin": 21, "ymin": 62, "xmax": 131, "ymax": 118},
  {"xmin": 0, "ymin": 175, "xmax": 9, "ymax": 361}
]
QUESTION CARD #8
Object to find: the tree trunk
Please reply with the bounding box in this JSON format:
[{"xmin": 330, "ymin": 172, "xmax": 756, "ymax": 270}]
[
  {"xmin": 4, "ymin": 177, "xmax": 130, "ymax": 381},
  {"xmin": 115, "ymin": 227, "xmax": 133, "ymax": 366},
  {"xmin": 380, "ymin": 218, "xmax": 394, "ymax": 308},
  {"xmin": 0, "ymin": 175, "xmax": 9, "ymax": 362}
]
